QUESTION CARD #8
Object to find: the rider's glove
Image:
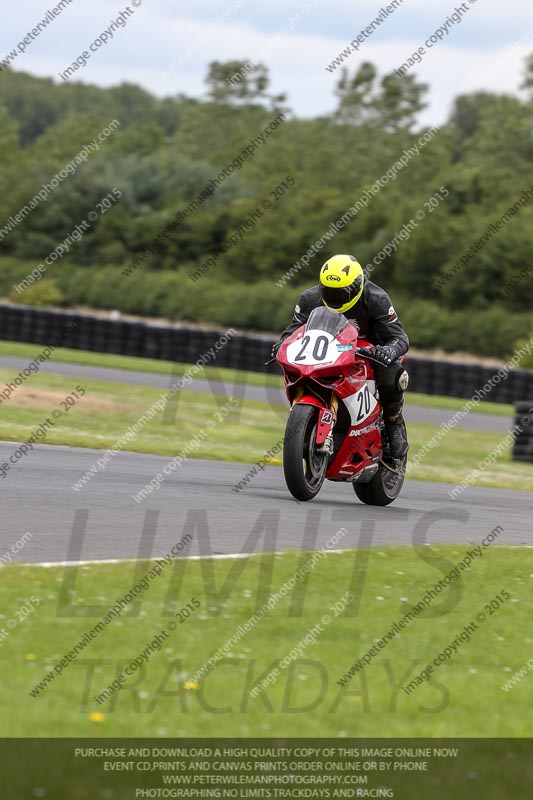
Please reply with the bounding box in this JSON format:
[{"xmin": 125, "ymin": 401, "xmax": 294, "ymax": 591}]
[
  {"xmin": 359, "ymin": 344, "xmax": 397, "ymax": 366},
  {"xmin": 271, "ymin": 340, "xmax": 283, "ymax": 359},
  {"xmin": 372, "ymin": 344, "xmax": 397, "ymax": 366}
]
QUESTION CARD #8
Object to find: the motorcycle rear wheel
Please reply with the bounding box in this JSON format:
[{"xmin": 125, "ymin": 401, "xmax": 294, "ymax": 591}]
[
  {"xmin": 353, "ymin": 457, "xmax": 406, "ymax": 506},
  {"xmin": 283, "ymin": 404, "xmax": 328, "ymax": 501}
]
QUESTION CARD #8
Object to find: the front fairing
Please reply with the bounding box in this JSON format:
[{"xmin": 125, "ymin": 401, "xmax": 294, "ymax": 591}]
[
  {"xmin": 276, "ymin": 307, "xmax": 375, "ymax": 394},
  {"xmin": 277, "ymin": 311, "xmax": 356, "ymax": 380}
]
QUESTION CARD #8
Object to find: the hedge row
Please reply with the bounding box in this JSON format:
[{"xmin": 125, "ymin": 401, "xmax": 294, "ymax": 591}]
[{"xmin": 1, "ymin": 260, "xmax": 531, "ymax": 362}]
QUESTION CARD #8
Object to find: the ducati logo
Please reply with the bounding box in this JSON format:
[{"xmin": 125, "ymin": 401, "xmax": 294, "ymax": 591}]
[{"xmin": 350, "ymin": 422, "xmax": 377, "ymax": 437}]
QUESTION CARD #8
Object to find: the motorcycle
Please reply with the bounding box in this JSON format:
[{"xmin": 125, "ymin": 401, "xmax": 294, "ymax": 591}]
[{"xmin": 275, "ymin": 306, "xmax": 407, "ymax": 505}]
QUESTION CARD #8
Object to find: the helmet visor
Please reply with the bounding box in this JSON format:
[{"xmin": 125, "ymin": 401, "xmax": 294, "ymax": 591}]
[{"xmin": 321, "ymin": 276, "xmax": 363, "ymax": 309}]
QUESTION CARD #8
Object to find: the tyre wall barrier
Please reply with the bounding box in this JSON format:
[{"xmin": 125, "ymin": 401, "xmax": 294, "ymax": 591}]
[
  {"xmin": 1, "ymin": 303, "xmax": 532, "ymax": 408},
  {"xmin": 512, "ymin": 402, "xmax": 533, "ymax": 463}
]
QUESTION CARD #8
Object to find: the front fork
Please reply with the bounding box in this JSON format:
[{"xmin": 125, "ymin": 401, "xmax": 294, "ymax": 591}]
[
  {"xmin": 290, "ymin": 389, "xmax": 338, "ymax": 454},
  {"xmin": 316, "ymin": 394, "xmax": 338, "ymax": 455}
]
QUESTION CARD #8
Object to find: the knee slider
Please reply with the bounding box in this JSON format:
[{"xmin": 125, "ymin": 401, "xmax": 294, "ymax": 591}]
[
  {"xmin": 375, "ymin": 363, "xmax": 407, "ymax": 397},
  {"xmin": 396, "ymin": 368, "xmax": 409, "ymax": 393}
]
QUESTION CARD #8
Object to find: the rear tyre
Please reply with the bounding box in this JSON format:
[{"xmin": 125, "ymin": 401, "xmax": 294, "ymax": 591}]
[
  {"xmin": 353, "ymin": 457, "xmax": 406, "ymax": 506},
  {"xmin": 283, "ymin": 404, "xmax": 328, "ymax": 501}
]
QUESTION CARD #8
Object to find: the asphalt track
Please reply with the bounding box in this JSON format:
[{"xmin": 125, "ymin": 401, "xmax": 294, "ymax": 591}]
[
  {"xmin": 0, "ymin": 356, "xmax": 511, "ymax": 433},
  {"xmin": 2, "ymin": 444, "xmax": 531, "ymax": 566}
]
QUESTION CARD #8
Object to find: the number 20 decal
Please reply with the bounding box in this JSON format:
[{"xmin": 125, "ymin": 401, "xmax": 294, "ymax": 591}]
[
  {"xmin": 286, "ymin": 330, "xmax": 339, "ymax": 366},
  {"xmin": 356, "ymin": 385, "xmax": 372, "ymax": 421},
  {"xmin": 346, "ymin": 383, "xmax": 377, "ymax": 425},
  {"xmin": 294, "ymin": 334, "xmax": 329, "ymax": 362}
]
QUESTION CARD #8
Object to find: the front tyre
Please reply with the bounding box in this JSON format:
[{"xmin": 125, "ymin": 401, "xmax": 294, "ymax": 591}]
[
  {"xmin": 283, "ymin": 404, "xmax": 328, "ymax": 501},
  {"xmin": 353, "ymin": 457, "xmax": 406, "ymax": 506}
]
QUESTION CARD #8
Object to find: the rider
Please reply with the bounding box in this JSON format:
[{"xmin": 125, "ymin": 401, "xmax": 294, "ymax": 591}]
[{"xmin": 273, "ymin": 254, "xmax": 409, "ymax": 468}]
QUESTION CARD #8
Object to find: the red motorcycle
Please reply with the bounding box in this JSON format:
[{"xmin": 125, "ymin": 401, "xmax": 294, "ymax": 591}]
[{"xmin": 276, "ymin": 306, "xmax": 406, "ymax": 505}]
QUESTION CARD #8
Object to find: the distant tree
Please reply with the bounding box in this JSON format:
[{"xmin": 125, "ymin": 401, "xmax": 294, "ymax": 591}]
[
  {"xmin": 335, "ymin": 63, "xmax": 377, "ymax": 124},
  {"xmin": 0, "ymin": 71, "xmax": 64, "ymax": 145},
  {"xmin": 107, "ymin": 83, "xmax": 158, "ymax": 126},
  {"xmin": 205, "ymin": 60, "xmax": 287, "ymax": 110},
  {"xmin": 0, "ymin": 101, "xmax": 19, "ymax": 159},
  {"xmin": 450, "ymin": 92, "xmax": 503, "ymax": 138},
  {"xmin": 375, "ymin": 72, "xmax": 428, "ymax": 132},
  {"xmin": 335, "ymin": 63, "xmax": 427, "ymax": 130},
  {"xmin": 521, "ymin": 52, "xmax": 533, "ymax": 100}
]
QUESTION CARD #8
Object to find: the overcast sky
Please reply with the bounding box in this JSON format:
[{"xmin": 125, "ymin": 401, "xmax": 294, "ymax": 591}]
[{"xmin": 2, "ymin": 0, "xmax": 532, "ymax": 126}]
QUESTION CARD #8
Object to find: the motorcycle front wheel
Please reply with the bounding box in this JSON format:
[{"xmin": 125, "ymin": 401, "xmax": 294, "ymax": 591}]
[{"xmin": 283, "ymin": 404, "xmax": 328, "ymax": 501}]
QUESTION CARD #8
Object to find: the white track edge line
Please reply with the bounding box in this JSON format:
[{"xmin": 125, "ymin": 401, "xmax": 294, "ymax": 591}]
[
  {"xmin": 10, "ymin": 545, "xmax": 533, "ymax": 568},
  {"xmin": 11, "ymin": 550, "xmax": 349, "ymax": 568}
]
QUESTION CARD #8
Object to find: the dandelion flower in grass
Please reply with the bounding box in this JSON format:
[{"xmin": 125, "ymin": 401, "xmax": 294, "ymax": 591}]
[
  {"xmin": 184, "ymin": 680, "xmax": 199, "ymax": 691},
  {"xmin": 89, "ymin": 712, "xmax": 105, "ymax": 723},
  {"xmin": 25, "ymin": 653, "xmax": 36, "ymax": 661}
]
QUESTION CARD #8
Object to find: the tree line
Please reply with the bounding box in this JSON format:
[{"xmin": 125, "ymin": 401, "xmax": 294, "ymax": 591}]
[{"xmin": 0, "ymin": 57, "xmax": 531, "ymax": 361}]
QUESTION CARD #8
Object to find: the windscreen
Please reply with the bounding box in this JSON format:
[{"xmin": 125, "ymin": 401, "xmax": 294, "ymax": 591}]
[{"xmin": 305, "ymin": 306, "xmax": 350, "ymax": 337}]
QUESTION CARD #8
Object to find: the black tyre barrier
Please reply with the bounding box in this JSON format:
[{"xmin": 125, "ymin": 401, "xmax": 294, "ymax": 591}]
[
  {"xmin": 1, "ymin": 303, "xmax": 532, "ymax": 404},
  {"xmin": 512, "ymin": 402, "xmax": 533, "ymax": 463}
]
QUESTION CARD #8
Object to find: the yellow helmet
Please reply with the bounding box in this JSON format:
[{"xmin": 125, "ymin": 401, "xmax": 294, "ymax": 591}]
[{"xmin": 319, "ymin": 254, "xmax": 364, "ymax": 314}]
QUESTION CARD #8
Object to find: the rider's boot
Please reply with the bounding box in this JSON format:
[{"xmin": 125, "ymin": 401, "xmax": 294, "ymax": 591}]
[{"xmin": 382, "ymin": 400, "xmax": 409, "ymax": 471}]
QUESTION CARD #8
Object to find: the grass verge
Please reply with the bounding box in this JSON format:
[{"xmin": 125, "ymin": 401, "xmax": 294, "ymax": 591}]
[
  {"xmin": 2, "ymin": 546, "xmax": 531, "ymax": 737},
  {"xmin": 0, "ymin": 369, "xmax": 531, "ymax": 491},
  {"xmin": 0, "ymin": 340, "xmax": 514, "ymax": 416}
]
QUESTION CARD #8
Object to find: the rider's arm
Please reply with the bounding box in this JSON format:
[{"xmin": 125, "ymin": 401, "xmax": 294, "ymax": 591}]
[
  {"xmin": 372, "ymin": 292, "xmax": 409, "ymax": 359},
  {"xmin": 278, "ymin": 291, "xmax": 313, "ymax": 343}
]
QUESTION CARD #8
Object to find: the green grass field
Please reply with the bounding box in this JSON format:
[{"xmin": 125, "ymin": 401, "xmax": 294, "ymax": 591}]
[
  {"xmin": 1, "ymin": 349, "xmax": 531, "ymax": 749},
  {"xmin": 0, "ymin": 339, "xmax": 514, "ymax": 416},
  {"xmin": 0, "ymin": 367, "xmax": 531, "ymax": 491},
  {"xmin": 1, "ymin": 546, "xmax": 531, "ymax": 737}
]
